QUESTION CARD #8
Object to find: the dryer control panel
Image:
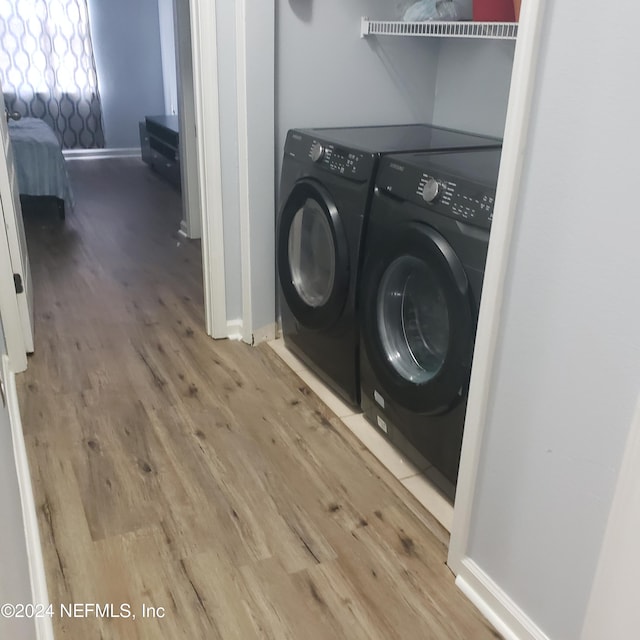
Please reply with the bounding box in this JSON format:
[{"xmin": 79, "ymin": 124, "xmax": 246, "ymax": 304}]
[
  {"xmin": 284, "ymin": 131, "xmax": 374, "ymax": 183},
  {"xmin": 316, "ymin": 144, "xmax": 370, "ymax": 180},
  {"xmin": 377, "ymin": 152, "xmax": 500, "ymax": 231}
]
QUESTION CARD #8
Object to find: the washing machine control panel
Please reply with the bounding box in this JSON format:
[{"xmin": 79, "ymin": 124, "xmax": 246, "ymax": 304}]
[
  {"xmin": 312, "ymin": 141, "xmax": 372, "ymax": 181},
  {"xmin": 284, "ymin": 131, "xmax": 375, "ymax": 182},
  {"xmin": 379, "ymin": 162, "xmax": 496, "ymax": 230}
]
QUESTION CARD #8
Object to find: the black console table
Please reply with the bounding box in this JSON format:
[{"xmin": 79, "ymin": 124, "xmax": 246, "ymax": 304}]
[{"xmin": 140, "ymin": 115, "xmax": 181, "ymax": 189}]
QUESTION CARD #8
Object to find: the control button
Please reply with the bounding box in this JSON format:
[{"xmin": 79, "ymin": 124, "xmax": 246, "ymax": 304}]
[
  {"xmin": 420, "ymin": 176, "xmax": 441, "ymax": 203},
  {"xmin": 310, "ymin": 141, "xmax": 325, "ymax": 163}
]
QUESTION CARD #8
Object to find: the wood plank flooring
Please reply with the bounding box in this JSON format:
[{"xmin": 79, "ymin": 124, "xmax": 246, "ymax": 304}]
[{"xmin": 17, "ymin": 159, "xmax": 500, "ymax": 639}]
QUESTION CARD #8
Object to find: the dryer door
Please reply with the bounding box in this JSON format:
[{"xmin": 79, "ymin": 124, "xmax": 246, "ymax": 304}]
[
  {"xmin": 361, "ymin": 222, "xmax": 474, "ymax": 415},
  {"xmin": 277, "ymin": 179, "xmax": 349, "ymax": 330}
]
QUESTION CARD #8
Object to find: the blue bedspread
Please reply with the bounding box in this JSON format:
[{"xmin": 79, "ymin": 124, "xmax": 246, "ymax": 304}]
[{"xmin": 8, "ymin": 117, "xmax": 74, "ymax": 211}]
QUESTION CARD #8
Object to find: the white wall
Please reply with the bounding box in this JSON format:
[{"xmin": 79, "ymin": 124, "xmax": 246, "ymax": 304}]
[
  {"xmin": 276, "ymin": 0, "xmax": 440, "ymax": 180},
  {"xmin": 466, "ymin": 2, "xmax": 640, "ymax": 638},
  {"xmin": 432, "ymin": 39, "xmax": 515, "ymax": 138}
]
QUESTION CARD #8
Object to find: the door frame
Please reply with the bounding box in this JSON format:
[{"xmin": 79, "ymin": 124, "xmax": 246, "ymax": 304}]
[
  {"xmin": 0, "ymin": 200, "xmax": 27, "ymax": 372},
  {"xmin": 447, "ymin": 0, "xmax": 548, "ymax": 634},
  {"xmin": 236, "ymin": 0, "xmax": 276, "ymax": 345},
  {"xmin": 188, "ymin": 0, "xmax": 227, "ymax": 338},
  {"xmin": 187, "ymin": 0, "xmax": 275, "ymax": 343}
]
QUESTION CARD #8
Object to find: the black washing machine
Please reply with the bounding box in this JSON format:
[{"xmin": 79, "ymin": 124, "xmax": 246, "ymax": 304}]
[
  {"xmin": 359, "ymin": 148, "xmax": 503, "ymax": 494},
  {"xmin": 277, "ymin": 125, "xmax": 501, "ymax": 407}
]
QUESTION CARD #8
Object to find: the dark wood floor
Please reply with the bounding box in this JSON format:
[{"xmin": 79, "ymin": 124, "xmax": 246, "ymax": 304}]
[{"xmin": 17, "ymin": 159, "xmax": 499, "ymax": 639}]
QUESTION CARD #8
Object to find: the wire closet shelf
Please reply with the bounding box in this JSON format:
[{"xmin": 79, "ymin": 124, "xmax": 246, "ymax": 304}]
[{"xmin": 360, "ymin": 18, "xmax": 518, "ymax": 40}]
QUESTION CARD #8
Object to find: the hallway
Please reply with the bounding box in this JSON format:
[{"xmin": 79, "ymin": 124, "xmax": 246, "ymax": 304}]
[{"xmin": 17, "ymin": 159, "xmax": 499, "ymax": 639}]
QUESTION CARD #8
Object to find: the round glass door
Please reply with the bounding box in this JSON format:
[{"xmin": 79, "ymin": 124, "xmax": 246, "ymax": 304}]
[
  {"xmin": 287, "ymin": 198, "xmax": 336, "ymax": 308},
  {"xmin": 377, "ymin": 256, "xmax": 450, "ymax": 384},
  {"xmin": 277, "ymin": 179, "xmax": 349, "ymax": 330},
  {"xmin": 360, "ymin": 221, "xmax": 474, "ymax": 415}
]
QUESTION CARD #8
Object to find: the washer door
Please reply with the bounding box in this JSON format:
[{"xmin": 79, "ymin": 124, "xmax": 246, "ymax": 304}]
[
  {"xmin": 361, "ymin": 222, "xmax": 474, "ymax": 415},
  {"xmin": 277, "ymin": 180, "xmax": 349, "ymax": 329}
]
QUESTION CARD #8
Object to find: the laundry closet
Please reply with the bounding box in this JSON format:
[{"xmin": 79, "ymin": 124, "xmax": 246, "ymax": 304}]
[
  {"xmin": 272, "ymin": 0, "xmax": 524, "ymax": 630},
  {"xmin": 275, "ymin": 1, "xmax": 515, "ymax": 504}
]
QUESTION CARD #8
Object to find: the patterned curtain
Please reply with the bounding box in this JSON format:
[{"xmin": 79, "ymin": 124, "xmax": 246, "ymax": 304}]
[{"xmin": 0, "ymin": 0, "xmax": 105, "ymax": 148}]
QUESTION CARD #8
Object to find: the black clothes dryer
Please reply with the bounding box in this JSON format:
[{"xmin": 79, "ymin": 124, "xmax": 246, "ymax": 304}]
[
  {"xmin": 277, "ymin": 125, "xmax": 501, "ymax": 407},
  {"xmin": 359, "ymin": 148, "xmax": 502, "ymax": 494}
]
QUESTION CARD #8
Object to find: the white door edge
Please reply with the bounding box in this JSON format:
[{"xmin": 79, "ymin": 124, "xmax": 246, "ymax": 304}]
[
  {"xmin": 175, "ymin": 0, "xmax": 202, "ymax": 241},
  {"xmin": 235, "ymin": 0, "xmax": 253, "ymax": 345},
  {"xmin": 3, "ymin": 355, "xmax": 53, "ymax": 639},
  {"xmin": 189, "ymin": 0, "xmax": 227, "ymax": 338},
  {"xmin": 0, "ymin": 200, "xmax": 27, "ymax": 373},
  {"xmin": 0, "ymin": 109, "xmax": 34, "ymax": 355},
  {"xmin": 448, "ymin": 0, "xmax": 548, "ymax": 573}
]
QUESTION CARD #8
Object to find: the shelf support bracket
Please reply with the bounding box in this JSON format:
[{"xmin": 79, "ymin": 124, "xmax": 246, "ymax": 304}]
[{"xmin": 360, "ymin": 16, "xmax": 370, "ymax": 38}]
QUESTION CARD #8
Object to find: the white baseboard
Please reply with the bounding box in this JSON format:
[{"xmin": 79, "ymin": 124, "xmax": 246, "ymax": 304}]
[
  {"xmin": 456, "ymin": 558, "xmax": 550, "ymax": 640},
  {"xmin": 226, "ymin": 319, "xmax": 244, "ymax": 341},
  {"xmin": 251, "ymin": 322, "xmax": 277, "ymax": 346},
  {"xmin": 3, "ymin": 356, "xmax": 54, "ymax": 640},
  {"xmin": 63, "ymin": 147, "xmax": 141, "ymax": 161}
]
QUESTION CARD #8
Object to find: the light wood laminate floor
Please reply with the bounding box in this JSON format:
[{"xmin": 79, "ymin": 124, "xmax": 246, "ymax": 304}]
[{"xmin": 17, "ymin": 159, "xmax": 500, "ymax": 639}]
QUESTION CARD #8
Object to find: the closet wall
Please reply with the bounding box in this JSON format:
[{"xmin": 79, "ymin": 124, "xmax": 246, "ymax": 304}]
[
  {"xmin": 432, "ymin": 40, "xmax": 515, "ymax": 137},
  {"xmin": 465, "ymin": 2, "xmax": 640, "ymax": 638},
  {"xmin": 276, "ymin": 0, "xmax": 440, "ymax": 182},
  {"xmin": 88, "ymin": 0, "xmax": 165, "ymax": 149}
]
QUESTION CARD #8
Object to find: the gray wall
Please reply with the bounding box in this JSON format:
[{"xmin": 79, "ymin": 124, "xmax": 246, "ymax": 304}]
[
  {"xmin": 0, "ymin": 324, "xmax": 35, "ymax": 639},
  {"xmin": 432, "ymin": 39, "xmax": 515, "ymax": 138},
  {"xmin": 276, "ymin": 0, "xmax": 440, "ymax": 180},
  {"xmin": 467, "ymin": 2, "xmax": 640, "ymax": 639},
  {"xmin": 88, "ymin": 0, "xmax": 166, "ymax": 149}
]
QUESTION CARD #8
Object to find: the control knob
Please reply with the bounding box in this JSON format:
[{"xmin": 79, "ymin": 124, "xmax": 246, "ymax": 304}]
[
  {"xmin": 310, "ymin": 141, "xmax": 325, "ymax": 163},
  {"xmin": 420, "ymin": 176, "xmax": 442, "ymax": 203}
]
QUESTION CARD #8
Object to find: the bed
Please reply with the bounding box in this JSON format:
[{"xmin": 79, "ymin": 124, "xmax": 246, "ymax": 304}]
[{"xmin": 7, "ymin": 117, "xmax": 74, "ymax": 220}]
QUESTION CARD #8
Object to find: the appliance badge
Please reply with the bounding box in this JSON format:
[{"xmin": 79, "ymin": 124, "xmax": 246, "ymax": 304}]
[
  {"xmin": 389, "ymin": 162, "xmax": 405, "ymax": 172},
  {"xmin": 374, "ymin": 390, "xmax": 385, "ymax": 408},
  {"xmin": 376, "ymin": 416, "xmax": 388, "ymax": 433}
]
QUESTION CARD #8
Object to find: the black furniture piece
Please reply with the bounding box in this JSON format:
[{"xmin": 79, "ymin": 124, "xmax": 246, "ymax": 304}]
[
  {"xmin": 359, "ymin": 148, "xmax": 502, "ymax": 496},
  {"xmin": 276, "ymin": 125, "xmax": 501, "ymax": 408},
  {"xmin": 140, "ymin": 115, "xmax": 180, "ymax": 189}
]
